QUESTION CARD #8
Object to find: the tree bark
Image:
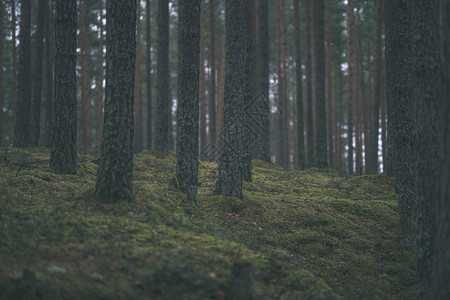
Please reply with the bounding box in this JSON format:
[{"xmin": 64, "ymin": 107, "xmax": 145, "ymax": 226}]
[
  {"xmin": 208, "ymin": 0, "xmax": 216, "ymax": 161},
  {"xmin": 44, "ymin": 0, "xmax": 54, "ymax": 147},
  {"xmin": 80, "ymin": 0, "xmax": 91, "ymax": 147},
  {"xmin": 146, "ymin": 0, "xmax": 152, "ymax": 150},
  {"xmin": 325, "ymin": 0, "xmax": 333, "ymax": 169},
  {"xmin": 199, "ymin": 0, "xmax": 207, "ymax": 160},
  {"xmin": 50, "ymin": 0, "xmax": 77, "ymax": 173},
  {"xmin": 134, "ymin": 2, "xmax": 144, "ymax": 152},
  {"xmin": 216, "ymin": 32, "xmax": 225, "ymax": 154},
  {"xmin": 305, "ymin": 0, "xmax": 314, "ymax": 167},
  {"xmin": 0, "ymin": 1, "xmax": 4, "ymax": 145},
  {"xmin": 14, "ymin": 0, "xmax": 32, "ymax": 147},
  {"xmin": 155, "ymin": 0, "xmax": 169, "ymax": 153},
  {"xmin": 176, "ymin": 0, "xmax": 200, "ymax": 203},
  {"xmin": 11, "ymin": 0, "xmax": 18, "ymax": 141},
  {"xmin": 95, "ymin": 0, "xmax": 136, "ymax": 202},
  {"xmin": 411, "ymin": 0, "xmax": 440, "ymax": 298},
  {"xmin": 96, "ymin": 0, "xmax": 104, "ymax": 147},
  {"xmin": 215, "ymin": 0, "xmax": 244, "ymax": 199},
  {"xmin": 346, "ymin": 0, "xmax": 355, "ymax": 175}
]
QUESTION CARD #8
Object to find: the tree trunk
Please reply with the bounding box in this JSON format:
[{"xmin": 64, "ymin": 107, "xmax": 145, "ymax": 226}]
[
  {"xmin": 14, "ymin": 0, "xmax": 32, "ymax": 147},
  {"xmin": 325, "ymin": 0, "xmax": 333, "ymax": 169},
  {"xmin": 155, "ymin": 0, "xmax": 169, "ymax": 153},
  {"xmin": 305, "ymin": 0, "xmax": 314, "ymax": 167},
  {"xmin": 346, "ymin": 0, "xmax": 355, "ymax": 175},
  {"xmin": 134, "ymin": 2, "xmax": 144, "ymax": 152},
  {"xmin": 294, "ymin": 0, "xmax": 305, "ymax": 170},
  {"xmin": 96, "ymin": 0, "xmax": 104, "ymax": 147},
  {"xmin": 176, "ymin": 0, "xmax": 200, "ymax": 203},
  {"xmin": 80, "ymin": 0, "xmax": 91, "ymax": 147},
  {"xmin": 11, "ymin": 0, "xmax": 18, "ymax": 141},
  {"xmin": 314, "ymin": 0, "xmax": 327, "ymax": 168},
  {"xmin": 44, "ymin": 0, "xmax": 54, "ymax": 147},
  {"xmin": 50, "ymin": 0, "xmax": 77, "ymax": 173},
  {"xmin": 0, "ymin": 1, "xmax": 4, "ymax": 145},
  {"xmin": 95, "ymin": 0, "xmax": 136, "ymax": 202},
  {"xmin": 146, "ymin": 0, "xmax": 152, "ymax": 150},
  {"xmin": 215, "ymin": 0, "xmax": 244, "ymax": 199},
  {"xmin": 216, "ymin": 32, "xmax": 225, "ymax": 155},
  {"xmin": 208, "ymin": 0, "xmax": 216, "ymax": 162},
  {"xmin": 198, "ymin": 0, "xmax": 207, "ymax": 160}
]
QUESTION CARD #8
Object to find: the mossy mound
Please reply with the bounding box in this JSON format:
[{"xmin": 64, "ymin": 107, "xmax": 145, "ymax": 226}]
[{"xmin": 0, "ymin": 148, "xmax": 415, "ymax": 299}]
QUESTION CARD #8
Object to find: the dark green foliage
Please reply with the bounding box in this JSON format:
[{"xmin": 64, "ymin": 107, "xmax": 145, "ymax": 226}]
[
  {"xmin": 384, "ymin": 0, "xmax": 415, "ymax": 250},
  {"xmin": 175, "ymin": 0, "xmax": 200, "ymax": 203},
  {"xmin": 95, "ymin": 0, "xmax": 136, "ymax": 202},
  {"xmin": 411, "ymin": 0, "xmax": 441, "ymax": 298},
  {"xmin": 305, "ymin": 0, "xmax": 314, "ymax": 167},
  {"xmin": 50, "ymin": 0, "xmax": 77, "ymax": 174},
  {"xmin": 432, "ymin": 1, "xmax": 450, "ymax": 297},
  {"xmin": 314, "ymin": 0, "xmax": 328, "ymax": 169},
  {"xmin": 14, "ymin": 0, "xmax": 32, "ymax": 148},
  {"xmin": 155, "ymin": 0, "xmax": 169, "ymax": 154},
  {"xmin": 215, "ymin": 0, "xmax": 244, "ymax": 199}
]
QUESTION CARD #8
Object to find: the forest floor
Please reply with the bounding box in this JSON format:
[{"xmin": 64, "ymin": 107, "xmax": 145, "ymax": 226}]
[{"xmin": 0, "ymin": 148, "xmax": 415, "ymax": 299}]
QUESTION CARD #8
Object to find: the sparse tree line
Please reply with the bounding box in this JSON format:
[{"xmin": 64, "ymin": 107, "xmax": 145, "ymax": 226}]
[{"xmin": 0, "ymin": 0, "xmax": 448, "ymax": 298}]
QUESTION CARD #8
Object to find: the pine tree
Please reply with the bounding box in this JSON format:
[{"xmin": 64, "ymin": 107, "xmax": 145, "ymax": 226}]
[
  {"xmin": 134, "ymin": 2, "xmax": 144, "ymax": 152},
  {"xmin": 96, "ymin": 0, "xmax": 104, "ymax": 147},
  {"xmin": 175, "ymin": 0, "xmax": 200, "ymax": 203},
  {"xmin": 50, "ymin": 0, "xmax": 77, "ymax": 174},
  {"xmin": 199, "ymin": 0, "xmax": 207, "ymax": 160},
  {"xmin": 11, "ymin": 0, "xmax": 18, "ymax": 141},
  {"xmin": 325, "ymin": 0, "xmax": 333, "ymax": 169},
  {"xmin": 208, "ymin": 0, "xmax": 216, "ymax": 161},
  {"xmin": 146, "ymin": 0, "xmax": 152, "ymax": 150},
  {"xmin": 95, "ymin": 0, "xmax": 136, "ymax": 202},
  {"xmin": 80, "ymin": 0, "xmax": 91, "ymax": 147},
  {"xmin": 305, "ymin": 0, "xmax": 314, "ymax": 167},
  {"xmin": 44, "ymin": 0, "xmax": 54, "ymax": 147},
  {"xmin": 0, "ymin": 1, "xmax": 4, "ymax": 145},
  {"xmin": 346, "ymin": 0, "xmax": 355, "ymax": 175}
]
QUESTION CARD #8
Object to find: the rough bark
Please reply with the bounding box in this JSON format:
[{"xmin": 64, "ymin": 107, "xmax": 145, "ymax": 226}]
[
  {"xmin": 255, "ymin": 0, "xmax": 270, "ymax": 162},
  {"xmin": 305, "ymin": 0, "xmax": 314, "ymax": 167},
  {"xmin": 176, "ymin": 0, "xmax": 200, "ymax": 203},
  {"xmin": 11, "ymin": 0, "xmax": 17, "ymax": 141},
  {"xmin": 95, "ymin": 0, "xmax": 136, "ymax": 202},
  {"xmin": 146, "ymin": 0, "xmax": 152, "ymax": 150},
  {"xmin": 14, "ymin": 0, "xmax": 32, "ymax": 147},
  {"xmin": 216, "ymin": 32, "xmax": 225, "ymax": 154},
  {"xmin": 0, "ymin": 1, "xmax": 3, "ymax": 145},
  {"xmin": 199, "ymin": 0, "xmax": 207, "ymax": 160},
  {"xmin": 215, "ymin": 0, "xmax": 244, "ymax": 199},
  {"xmin": 134, "ymin": 2, "xmax": 144, "ymax": 152},
  {"xmin": 44, "ymin": 0, "xmax": 54, "ymax": 147},
  {"xmin": 411, "ymin": 0, "xmax": 440, "ymax": 298},
  {"xmin": 208, "ymin": 0, "xmax": 216, "ymax": 161},
  {"xmin": 314, "ymin": 0, "xmax": 327, "ymax": 168},
  {"xmin": 80, "ymin": 0, "xmax": 91, "ymax": 147},
  {"xmin": 325, "ymin": 0, "xmax": 333, "ymax": 169},
  {"xmin": 346, "ymin": 0, "xmax": 355, "ymax": 175},
  {"xmin": 96, "ymin": 0, "xmax": 104, "ymax": 147},
  {"xmin": 155, "ymin": 0, "xmax": 169, "ymax": 153},
  {"xmin": 294, "ymin": 0, "xmax": 305, "ymax": 170},
  {"xmin": 50, "ymin": 0, "xmax": 77, "ymax": 174}
]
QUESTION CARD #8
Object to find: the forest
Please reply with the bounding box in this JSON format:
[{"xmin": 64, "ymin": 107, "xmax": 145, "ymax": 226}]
[{"xmin": 0, "ymin": 0, "xmax": 449, "ymax": 299}]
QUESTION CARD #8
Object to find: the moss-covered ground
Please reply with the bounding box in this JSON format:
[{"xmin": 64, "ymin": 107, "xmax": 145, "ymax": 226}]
[{"xmin": 0, "ymin": 148, "xmax": 415, "ymax": 299}]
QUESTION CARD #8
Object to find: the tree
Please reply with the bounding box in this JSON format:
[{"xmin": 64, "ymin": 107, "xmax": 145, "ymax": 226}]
[
  {"xmin": 50, "ymin": 0, "xmax": 77, "ymax": 174},
  {"xmin": 411, "ymin": 0, "xmax": 440, "ymax": 298},
  {"xmin": 325, "ymin": 0, "xmax": 333, "ymax": 169},
  {"xmin": 95, "ymin": 0, "xmax": 136, "ymax": 202},
  {"xmin": 30, "ymin": 0, "xmax": 46, "ymax": 146},
  {"xmin": 305, "ymin": 0, "xmax": 314, "ymax": 167},
  {"xmin": 175, "ymin": 0, "xmax": 200, "ymax": 203},
  {"xmin": 0, "ymin": 1, "xmax": 4, "ymax": 145},
  {"xmin": 367, "ymin": 0, "xmax": 382, "ymax": 175},
  {"xmin": 433, "ymin": 2, "xmax": 450, "ymax": 297},
  {"xmin": 80, "ymin": 0, "xmax": 91, "ymax": 147},
  {"xmin": 96, "ymin": 0, "xmax": 104, "ymax": 147},
  {"xmin": 314, "ymin": 0, "xmax": 328, "ymax": 168},
  {"xmin": 294, "ymin": 0, "xmax": 305, "ymax": 170},
  {"xmin": 155, "ymin": 0, "xmax": 169, "ymax": 153},
  {"xmin": 199, "ymin": 0, "xmax": 206, "ymax": 160},
  {"xmin": 346, "ymin": 0, "xmax": 355, "ymax": 175},
  {"xmin": 134, "ymin": 2, "xmax": 144, "ymax": 152},
  {"xmin": 11, "ymin": 0, "xmax": 17, "ymax": 141},
  {"xmin": 44, "ymin": 0, "xmax": 54, "ymax": 147},
  {"xmin": 14, "ymin": 0, "xmax": 32, "ymax": 147},
  {"xmin": 146, "ymin": 0, "xmax": 152, "ymax": 150},
  {"xmin": 215, "ymin": 0, "xmax": 244, "ymax": 199},
  {"xmin": 384, "ymin": 0, "xmax": 414, "ymax": 250}
]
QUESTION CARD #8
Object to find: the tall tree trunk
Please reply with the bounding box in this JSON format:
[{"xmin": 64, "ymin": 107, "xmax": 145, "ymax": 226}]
[
  {"xmin": 255, "ymin": 0, "xmax": 270, "ymax": 162},
  {"xmin": 146, "ymin": 0, "xmax": 152, "ymax": 150},
  {"xmin": 314, "ymin": 0, "xmax": 327, "ymax": 168},
  {"xmin": 80, "ymin": 0, "xmax": 91, "ymax": 147},
  {"xmin": 96, "ymin": 0, "xmax": 104, "ymax": 147},
  {"xmin": 11, "ymin": 0, "xmax": 17, "ymax": 141},
  {"xmin": 95, "ymin": 0, "xmax": 136, "ymax": 202},
  {"xmin": 346, "ymin": 0, "xmax": 355, "ymax": 175},
  {"xmin": 155, "ymin": 0, "xmax": 169, "ymax": 153},
  {"xmin": 134, "ymin": 2, "xmax": 144, "ymax": 152},
  {"xmin": 168, "ymin": 68, "xmax": 174, "ymax": 151},
  {"xmin": 381, "ymin": 62, "xmax": 387, "ymax": 172},
  {"xmin": 0, "ymin": 1, "xmax": 4, "ymax": 145},
  {"xmin": 176, "ymin": 0, "xmax": 200, "ymax": 203},
  {"xmin": 325, "ymin": 0, "xmax": 333, "ymax": 169},
  {"xmin": 199, "ymin": 0, "xmax": 207, "ymax": 160},
  {"xmin": 294, "ymin": 0, "xmax": 305, "ymax": 170},
  {"xmin": 14, "ymin": 0, "xmax": 32, "ymax": 147},
  {"xmin": 30, "ymin": 0, "xmax": 47, "ymax": 146},
  {"xmin": 44, "ymin": 0, "xmax": 54, "ymax": 147},
  {"xmin": 208, "ymin": 0, "xmax": 216, "ymax": 162},
  {"xmin": 433, "ymin": 1, "xmax": 450, "ymax": 296},
  {"xmin": 305, "ymin": 0, "xmax": 314, "ymax": 167},
  {"xmin": 215, "ymin": 0, "xmax": 244, "ymax": 199},
  {"xmin": 411, "ymin": 0, "xmax": 440, "ymax": 298},
  {"xmin": 216, "ymin": 32, "xmax": 226, "ymax": 155},
  {"xmin": 385, "ymin": 0, "xmax": 414, "ymax": 250},
  {"xmin": 242, "ymin": 0, "xmax": 254, "ymax": 180},
  {"xmin": 50, "ymin": 0, "xmax": 77, "ymax": 173},
  {"xmin": 354, "ymin": 22, "xmax": 362, "ymax": 175}
]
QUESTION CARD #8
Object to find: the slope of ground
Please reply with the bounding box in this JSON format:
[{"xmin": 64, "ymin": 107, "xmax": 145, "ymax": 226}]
[{"xmin": 0, "ymin": 148, "xmax": 415, "ymax": 299}]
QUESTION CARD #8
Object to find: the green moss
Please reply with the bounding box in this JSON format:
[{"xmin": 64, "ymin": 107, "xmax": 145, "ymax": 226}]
[{"xmin": 0, "ymin": 148, "xmax": 414, "ymax": 299}]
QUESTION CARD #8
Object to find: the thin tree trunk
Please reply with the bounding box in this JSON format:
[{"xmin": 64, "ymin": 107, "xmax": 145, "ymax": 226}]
[
  {"xmin": 381, "ymin": 61, "xmax": 387, "ymax": 172},
  {"xmin": 11, "ymin": 0, "xmax": 17, "ymax": 141},
  {"xmin": 0, "ymin": 1, "xmax": 3, "ymax": 145},
  {"xmin": 216, "ymin": 32, "xmax": 225, "ymax": 155},
  {"xmin": 208, "ymin": 0, "xmax": 216, "ymax": 162},
  {"xmin": 199, "ymin": 0, "xmax": 207, "ymax": 159},
  {"xmin": 305, "ymin": 0, "xmax": 314, "ymax": 167},
  {"xmin": 134, "ymin": 2, "xmax": 144, "ymax": 152},
  {"xmin": 346, "ymin": 0, "xmax": 355, "ymax": 175},
  {"xmin": 325, "ymin": 0, "xmax": 333, "ymax": 169},
  {"xmin": 44, "ymin": 0, "xmax": 54, "ymax": 147},
  {"xmin": 96, "ymin": 0, "xmax": 104, "ymax": 147},
  {"xmin": 80, "ymin": 0, "xmax": 91, "ymax": 147},
  {"xmin": 146, "ymin": 0, "xmax": 152, "ymax": 150},
  {"xmin": 50, "ymin": 0, "xmax": 77, "ymax": 173}
]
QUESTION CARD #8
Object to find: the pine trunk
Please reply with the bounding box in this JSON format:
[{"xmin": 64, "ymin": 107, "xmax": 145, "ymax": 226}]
[
  {"xmin": 95, "ymin": 0, "xmax": 136, "ymax": 202},
  {"xmin": 50, "ymin": 0, "xmax": 77, "ymax": 174},
  {"xmin": 146, "ymin": 0, "xmax": 152, "ymax": 150},
  {"xmin": 134, "ymin": 2, "xmax": 144, "ymax": 152},
  {"xmin": 96, "ymin": 1, "xmax": 104, "ymax": 147},
  {"xmin": 305, "ymin": 0, "xmax": 314, "ymax": 167},
  {"xmin": 80, "ymin": 0, "xmax": 91, "ymax": 147},
  {"xmin": 346, "ymin": 0, "xmax": 355, "ymax": 175},
  {"xmin": 325, "ymin": 0, "xmax": 333, "ymax": 169},
  {"xmin": 208, "ymin": 0, "xmax": 216, "ymax": 162},
  {"xmin": 216, "ymin": 32, "xmax": 225, "ymax": 154},
  {"xmin": 44, "ymin": 0, "xmax": 54, "ymax": 147},
  {"xmin": 11, "ymin": 0, "xmax": 17, "ymax": 141},
  {"xmin": 0, "ymin": 1, "xmax": 3, "ymax": 145}
]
